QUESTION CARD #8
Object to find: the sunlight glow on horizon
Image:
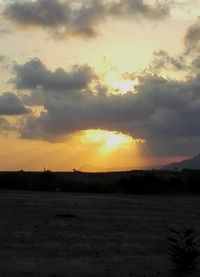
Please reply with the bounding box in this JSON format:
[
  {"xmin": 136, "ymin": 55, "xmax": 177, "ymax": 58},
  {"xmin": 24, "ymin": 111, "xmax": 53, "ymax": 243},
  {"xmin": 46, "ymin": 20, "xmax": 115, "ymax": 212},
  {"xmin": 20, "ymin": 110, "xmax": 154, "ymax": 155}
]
[
  {"xmin": 0, "ymin": 132, "xmax": 188, "ymax": 172},
  {"xmin": 79, "ymin": 129, "xmax": 146, "ymax": 158},
  {"xmin": 77, "ymin": 129, "xmax": 145, "ymax": 169}
]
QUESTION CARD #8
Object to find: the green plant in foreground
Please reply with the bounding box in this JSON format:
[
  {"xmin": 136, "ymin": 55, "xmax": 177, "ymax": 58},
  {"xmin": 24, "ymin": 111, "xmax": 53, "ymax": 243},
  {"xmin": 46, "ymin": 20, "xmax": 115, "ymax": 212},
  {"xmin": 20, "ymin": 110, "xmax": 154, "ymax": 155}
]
[{"xmin": 166, "ymin": 227, "xmax": 200, "ymax": 273}]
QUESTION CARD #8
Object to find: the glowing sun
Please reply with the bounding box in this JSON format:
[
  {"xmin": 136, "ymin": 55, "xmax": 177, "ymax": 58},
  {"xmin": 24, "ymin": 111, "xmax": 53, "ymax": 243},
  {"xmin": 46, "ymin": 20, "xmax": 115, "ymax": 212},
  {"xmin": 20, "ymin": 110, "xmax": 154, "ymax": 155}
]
[
  {"xmin": 104, "ymin": 71, "xmax": 139, "ymax": 94},
  {"xmin": 110, "ymin": 79, "xmax": 138, "ymax": 94},
  {"xmin": 81, "ymin": 129, "xmax": 133, "ymax": 150}
]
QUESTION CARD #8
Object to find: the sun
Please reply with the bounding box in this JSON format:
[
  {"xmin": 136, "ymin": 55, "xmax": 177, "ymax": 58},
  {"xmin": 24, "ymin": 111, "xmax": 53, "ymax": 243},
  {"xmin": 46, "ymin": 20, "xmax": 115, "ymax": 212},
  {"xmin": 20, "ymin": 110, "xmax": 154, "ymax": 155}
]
[
  {"xmin": 104, "ymin": 132, "xmax": 131, "ymax": 148},
  {"xmin": 81, "ymin": 129, "xmax": 133, "ymax": 150},
  {"xmin": 105, "ymin": 72, "xmax": 139, "ymax": 94},
  {"xmin": 110, "ymin": 79, "xmax": 138, "ymax": 94}
]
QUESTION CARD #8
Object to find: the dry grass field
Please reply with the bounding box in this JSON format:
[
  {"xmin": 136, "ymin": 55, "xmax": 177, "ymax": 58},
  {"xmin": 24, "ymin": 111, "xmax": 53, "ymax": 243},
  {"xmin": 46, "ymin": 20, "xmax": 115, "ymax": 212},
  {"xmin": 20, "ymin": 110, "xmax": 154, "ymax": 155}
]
[{"xmin": 0, "ymin": 191, "xmax": 200, "ymax": 276}]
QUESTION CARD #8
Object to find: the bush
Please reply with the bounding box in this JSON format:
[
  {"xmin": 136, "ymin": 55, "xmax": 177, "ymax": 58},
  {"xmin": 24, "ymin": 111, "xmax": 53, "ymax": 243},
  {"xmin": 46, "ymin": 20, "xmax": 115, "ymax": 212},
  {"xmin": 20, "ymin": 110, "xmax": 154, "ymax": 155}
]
[{"xmin": 166, "ymin": 227, "xmax": 200, "ymax": 273}]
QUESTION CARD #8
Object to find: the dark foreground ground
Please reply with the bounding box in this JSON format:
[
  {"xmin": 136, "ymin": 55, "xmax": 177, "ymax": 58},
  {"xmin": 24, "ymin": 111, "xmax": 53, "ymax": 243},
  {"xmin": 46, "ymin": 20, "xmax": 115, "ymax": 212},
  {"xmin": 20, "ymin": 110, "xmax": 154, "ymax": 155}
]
[{"xmin": 0, "ymin": 191, "xmax": 200, "ymax": 277}]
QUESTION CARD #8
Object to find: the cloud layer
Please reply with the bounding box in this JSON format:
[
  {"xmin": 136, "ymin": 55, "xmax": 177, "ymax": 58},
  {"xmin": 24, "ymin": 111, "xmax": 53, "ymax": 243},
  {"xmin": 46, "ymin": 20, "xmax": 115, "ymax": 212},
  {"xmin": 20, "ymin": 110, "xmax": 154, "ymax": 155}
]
[
  {"xmin": 7, "ymin": 56, "xmax": 199, "ymax": 156},
  {"xmin": 4, "ymin": 0, "xmax": 170, "ymax": 38},
  {"xmin": 1, "ymin": 15, "xmax": 200, "ymax": 157}
]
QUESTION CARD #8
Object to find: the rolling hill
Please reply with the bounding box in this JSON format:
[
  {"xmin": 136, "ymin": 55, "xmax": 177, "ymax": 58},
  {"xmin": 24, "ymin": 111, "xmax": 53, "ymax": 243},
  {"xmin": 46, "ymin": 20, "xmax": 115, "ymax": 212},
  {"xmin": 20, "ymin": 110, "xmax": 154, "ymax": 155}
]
[{"xmin": 162, "ymin": 153, "xmax": 200, "ymax": 170}]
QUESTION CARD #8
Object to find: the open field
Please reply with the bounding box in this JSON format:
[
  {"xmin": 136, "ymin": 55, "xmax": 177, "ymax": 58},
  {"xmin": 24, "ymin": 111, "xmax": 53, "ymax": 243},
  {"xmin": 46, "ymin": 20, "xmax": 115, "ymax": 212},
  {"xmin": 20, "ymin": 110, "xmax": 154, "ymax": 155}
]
[{"xmin": 0, "ymin": 191, "xmax": 200, "ymax": 276}]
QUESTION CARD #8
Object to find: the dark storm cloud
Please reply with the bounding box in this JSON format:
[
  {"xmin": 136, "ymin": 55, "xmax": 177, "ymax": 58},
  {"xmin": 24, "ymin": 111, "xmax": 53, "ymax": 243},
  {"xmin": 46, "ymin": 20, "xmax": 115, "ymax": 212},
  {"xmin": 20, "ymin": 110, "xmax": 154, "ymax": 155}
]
[
  {"xmin": 145, "ymin": 137, "xmax": 200, "ymax": 157},
  {"xmin": 13, "ymin": 58, "xmax": 96, "ymax": 91},
  {"xmin": 0, "ymin": 92, "xmax": 29, "ymax": 115},
  {"xmin": 13, "ymin": 58, "xmax": 200, "ymax": 156},
  {"xmin": 4, "ymin": 0, "xmax": 170, "ymax": 38}
]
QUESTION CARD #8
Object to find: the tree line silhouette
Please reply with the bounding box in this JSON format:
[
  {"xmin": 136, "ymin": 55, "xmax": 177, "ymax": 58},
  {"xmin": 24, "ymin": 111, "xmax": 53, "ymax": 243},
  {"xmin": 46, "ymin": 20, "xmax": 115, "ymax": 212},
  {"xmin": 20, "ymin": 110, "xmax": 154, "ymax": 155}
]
[{"xmin": 0, "ymin": 169, "xmax": 200, "ymax": 194}]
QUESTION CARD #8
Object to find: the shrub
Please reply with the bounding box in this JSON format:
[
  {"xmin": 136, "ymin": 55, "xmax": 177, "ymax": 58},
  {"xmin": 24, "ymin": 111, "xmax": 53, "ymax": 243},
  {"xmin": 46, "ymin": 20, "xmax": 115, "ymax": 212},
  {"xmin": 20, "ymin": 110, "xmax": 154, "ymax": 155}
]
[{"xmin": 166, "ymin": 227, "xmax": 200, "ymax": 273}]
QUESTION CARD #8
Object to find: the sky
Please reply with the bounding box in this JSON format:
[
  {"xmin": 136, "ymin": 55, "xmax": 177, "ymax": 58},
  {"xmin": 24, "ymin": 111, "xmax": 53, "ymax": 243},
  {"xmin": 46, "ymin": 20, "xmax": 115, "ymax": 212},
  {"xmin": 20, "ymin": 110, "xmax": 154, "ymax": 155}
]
[{"xmin": 0, "ymin": 0, "xmax": 200, "ymax": 171}]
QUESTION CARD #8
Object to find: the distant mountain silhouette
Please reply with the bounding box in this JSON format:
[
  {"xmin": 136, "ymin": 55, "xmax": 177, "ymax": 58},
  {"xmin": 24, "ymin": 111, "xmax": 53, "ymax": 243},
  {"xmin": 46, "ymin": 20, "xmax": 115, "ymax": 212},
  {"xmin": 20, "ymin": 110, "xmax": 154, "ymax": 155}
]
[{"xmin": 162, "ymin": 153, "xmax": 200, "ymax": 170}]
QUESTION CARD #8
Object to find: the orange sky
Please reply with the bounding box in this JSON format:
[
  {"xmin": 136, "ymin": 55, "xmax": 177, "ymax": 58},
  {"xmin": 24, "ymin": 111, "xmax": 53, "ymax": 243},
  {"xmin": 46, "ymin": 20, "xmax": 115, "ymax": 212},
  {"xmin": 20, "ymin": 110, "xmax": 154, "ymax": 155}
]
[{"xmin": 0, "ymin": 0, "xmax": 199, "ymax": 170}]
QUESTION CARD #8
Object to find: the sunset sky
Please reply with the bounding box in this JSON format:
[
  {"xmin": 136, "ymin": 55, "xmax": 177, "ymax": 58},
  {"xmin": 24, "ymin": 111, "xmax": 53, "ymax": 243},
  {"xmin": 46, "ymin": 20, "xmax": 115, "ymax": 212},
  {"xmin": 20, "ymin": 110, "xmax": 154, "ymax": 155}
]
[{"xmin": 0, "ymin": 0, "xmax": 200, "ymax": 171}]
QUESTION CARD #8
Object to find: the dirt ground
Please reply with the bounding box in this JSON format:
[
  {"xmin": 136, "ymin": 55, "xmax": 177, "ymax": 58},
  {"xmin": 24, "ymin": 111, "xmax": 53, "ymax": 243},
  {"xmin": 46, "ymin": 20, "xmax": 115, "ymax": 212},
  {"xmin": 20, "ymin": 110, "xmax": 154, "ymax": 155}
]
[{"xmin": 0, "ymin": 191, "xmax": 200, "ymax": 277}]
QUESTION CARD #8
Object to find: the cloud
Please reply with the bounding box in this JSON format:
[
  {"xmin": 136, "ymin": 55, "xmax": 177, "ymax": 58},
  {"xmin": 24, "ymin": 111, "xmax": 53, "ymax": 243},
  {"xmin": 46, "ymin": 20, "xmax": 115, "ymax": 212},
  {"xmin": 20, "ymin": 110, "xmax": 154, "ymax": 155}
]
[
  {"xmin": 0, "ymin": 116, "xmax": 10, "ymax": 131},
  {"xmin": 146, "ymin": 19, "xmax": 200, "ymax": 76},
  {"xmin": 4, "ymin": 0, "xmax": 69, "ymax": 27},
  {"xmin": 0, "ymin": 55, "xmax": 7, "ymax": 68},
  {"xmin": 0, "ymin": 55, "xmax": 6, "ymax": 63},
  {"xmin": 12, "ymin": 58, "xmax": 200, "ymax": 156},
  {"xmin": 0, "ymin": 92, "xmax": 29, "ymax": 115},
  {"xmin": 109, "ymin": 0, "xmax": 169, "ymax": 20},
  {"xmin": 0, "ymin": 21, "xmax": 12, "ymax": 35},
  {"xmin": 13, "ymin": 58, "xmax": 96, "ymax": 91},
  {"xmin": 192, "ymin": 56, "xmax": 200, "ymax": 69},
  {"xmin": 184, "ymin": 18, "xmax": 200, "ymax": 53},
  {"xmin": 4, "ymin": 0, "xmax": 170, "ymax": 39},
  {"xmin": 0, "ymin": 55, "xmax": 10, "ymax": 69},
  {"xmin": 10, "ymin": 16, "xmax": 200, "ymax": 156},
  {"xmin": 149, "ymin": 50, "xmax": 187, "ymax": 73}
]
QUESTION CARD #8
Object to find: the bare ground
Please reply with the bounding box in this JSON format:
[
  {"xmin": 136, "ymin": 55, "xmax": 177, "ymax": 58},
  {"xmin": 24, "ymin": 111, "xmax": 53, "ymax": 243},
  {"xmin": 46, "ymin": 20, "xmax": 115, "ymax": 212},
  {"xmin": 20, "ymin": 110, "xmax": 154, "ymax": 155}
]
[{"xmin": 0, "ymin": 191, "xmax": 200, "ymax": 277}]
